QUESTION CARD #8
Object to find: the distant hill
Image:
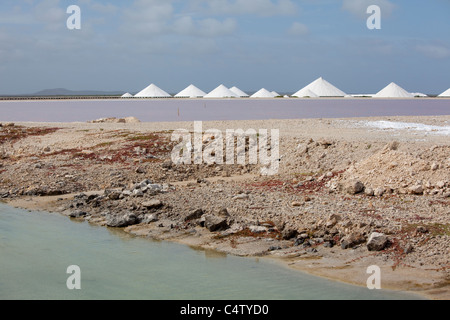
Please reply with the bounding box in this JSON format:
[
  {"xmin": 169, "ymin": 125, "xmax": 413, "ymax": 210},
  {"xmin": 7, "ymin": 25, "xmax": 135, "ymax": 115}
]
[{"xmin": 32, "ymin": 88, "xmax": 126, "ymax": 96}]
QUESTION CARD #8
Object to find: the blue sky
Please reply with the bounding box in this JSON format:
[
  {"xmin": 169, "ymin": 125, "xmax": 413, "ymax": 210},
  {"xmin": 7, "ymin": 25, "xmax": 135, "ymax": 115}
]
[{"xmin": 0, "ymin": 0, "xmax": 449, "ymax": 95}]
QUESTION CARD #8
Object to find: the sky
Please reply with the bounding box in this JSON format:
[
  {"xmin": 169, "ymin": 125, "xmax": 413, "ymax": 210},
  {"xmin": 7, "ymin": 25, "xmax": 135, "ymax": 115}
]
[{"xmin": 0, "ymin": 0, "xmax": 449, "ymax": 95}]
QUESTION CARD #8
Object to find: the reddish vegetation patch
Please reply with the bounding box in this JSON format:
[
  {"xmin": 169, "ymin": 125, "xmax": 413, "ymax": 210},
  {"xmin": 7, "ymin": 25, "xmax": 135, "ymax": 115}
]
[
  {"xmin": 428, "ymin": 200, "xmax": 450, "ymax": 206},
  {"xmin": 0, "ymin": 126, "xmax": 59, "ymax": 145},
  {"xmin": 39, "ymin": 132, "xmax": 175, "ymax": 165},
  {"xmin": 233, "ymin": 227, "xmax": 281, "ymax": 240}
]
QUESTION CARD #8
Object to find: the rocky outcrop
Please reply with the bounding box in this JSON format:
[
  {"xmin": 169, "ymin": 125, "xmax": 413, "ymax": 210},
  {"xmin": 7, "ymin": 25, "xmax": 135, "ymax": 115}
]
[
  {"xmin": 106, "ymin": 212, "xmax": 139, "ymax": 228},
  {"xmin": 203, "ymin": 215, "xmax": 229, "ymax": 232}
]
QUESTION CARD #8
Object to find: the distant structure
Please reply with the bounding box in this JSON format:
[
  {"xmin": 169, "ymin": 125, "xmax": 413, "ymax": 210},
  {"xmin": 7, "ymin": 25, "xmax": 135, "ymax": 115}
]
[
  {"xmin": 124, "ymin": 78, "xmax": 446, "ymax": 99},
  {"xmin": 175, "ymin": 84, "xmax": 206, "ymax": 98},
  {"xmin": 204, "ymin": 84, "xmax": 239, "ymax": 98},
  {"xmin": 438, "ymin": 88, "xmax": 450, "ymax": 97},
  {"xmin": 134, "ymin": 83, "xmax": 172, "ymax": 98},
  {"xmin": 373, "ymin": 82, "xmax": 413, "ymax": 98},
  {"xmin": 293, "ymin": 88, "xmax": 318, "ymax": 98},
  {"xmin": 229, "ymin": 86, "xmax": 249, "ymax": 97},
  {"xmin": 250, "ymin": 88, "xmax": 276, "ymax": 98},
  {"xmin": 292, "ymin": 77, "xmax": 346, "ymax": 97}
]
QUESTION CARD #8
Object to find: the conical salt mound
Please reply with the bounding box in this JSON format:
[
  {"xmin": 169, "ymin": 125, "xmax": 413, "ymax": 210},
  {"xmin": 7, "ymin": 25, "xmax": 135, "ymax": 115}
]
[
  {"xmin": 204, "ymin": 84, "xmax": 239, "ymax": 98},
  {"xmin": 271, "ymin": 91, "xmax": 280, "ymax": 97},
  {"xmin": 292, "ymin": 88, "xmax": 318, "ymax": 98},
  {"xmin": 229, "ymin": 86, "xmax": 249, "ymax": 97},
  {"xmin": 121, "ymin": 92, "xmax": 133, "ymax": 98},
  {"xmin": 134, "ymin": 83, "xmax": 172, "ymax": 98},
  {"xmin": 250, "ymin": 88, "xmax": 276, "ymax": 98},
  {"xmin": 294, "ymin": 77, "xmax": 346, "ymax": 97},
  {"xmin": 175, "ymin": 84, "xmax": 206, "ymax": 98},
  {"xmin": 438, "ymin": 88, "xmax": 450, "ymax": 97},
  {"xmin": 374, "ymin": 82, "xmax": 413, "ymax": 98}
]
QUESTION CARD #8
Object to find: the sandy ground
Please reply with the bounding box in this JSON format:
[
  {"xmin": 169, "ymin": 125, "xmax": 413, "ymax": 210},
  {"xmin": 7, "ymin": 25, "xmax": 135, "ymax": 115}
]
[{"xmin": 1, "ymin": 115, "xmax": 449, "ymax": 300}]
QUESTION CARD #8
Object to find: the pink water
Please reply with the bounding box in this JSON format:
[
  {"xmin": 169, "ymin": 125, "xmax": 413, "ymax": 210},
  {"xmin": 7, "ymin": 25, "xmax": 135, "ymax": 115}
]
[{"xmin": 0, "ymin": 98, "xmax": 449, "ymax": 122}]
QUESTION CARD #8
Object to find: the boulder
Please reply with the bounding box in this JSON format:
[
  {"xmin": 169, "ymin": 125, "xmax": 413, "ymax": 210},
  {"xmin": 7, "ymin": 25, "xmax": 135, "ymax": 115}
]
[
  {"xmin": 341, "ymin": 231, "xmax": 366, "ymax": 249},
  {"xmin": 325, "ymin": 214, "xmax": 341, "ymax": 228},
  {"xmin": 409, "ymin": 185, "xmax": 424, "ymax": 195},
  {"xmin": 367, "ymin": 232, "xmax": 389, "ymax": 251},
  {"xmin": 204, "ymin": 215, "xmax": 229, "ymax": 232},
  {"xmin": 107, "ymin": 190, "xmax": 122, "ymax": 200},
  {"xmin": 185, "ymin": 208, "xmax": 204, "ymax": 221},
  {"xmin": 142, "ymin": 199, "xmax": 163, "ymax": 209},
  {"xmin": 436, "ymin": 181, "xmax": 446, "ymax": 189},
  {"xmin": 345, "ymin": 180, "xmax": 365, "ymax": 195},
  {"xmin": 106, "ymin": 212, "xmax": 138, "ymax": 228},
  {"xmin": 281, "ymin": 228, "xmax": 298, "ymax": 240}
]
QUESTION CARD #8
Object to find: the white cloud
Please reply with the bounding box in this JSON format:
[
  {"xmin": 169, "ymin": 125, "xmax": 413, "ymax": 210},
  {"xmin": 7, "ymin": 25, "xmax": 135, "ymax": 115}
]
[
  {"xmin": 191, "ymin": 0, "xmax": 298, "ymax": 16},
  {"xmin": 122, "ymin": 0, "xmax": 174, "ymax": 35},
  {"xmin": 288, "ymin": 22, "xmax": 309, "ymax": 36},
  {"xmin": 33, "ymin": 0, "xmax": 66, "ymax": 30},
  {"xmin": 416, "ymin": 44, "xmax": 450, "ymax": 59},
  {"xmin": 342, "ymin": 0, "xmax": 395, "ymax": 19},
  {"xmin": 121, "ymin": 0, "xmax": 237, "ymax": 38}
]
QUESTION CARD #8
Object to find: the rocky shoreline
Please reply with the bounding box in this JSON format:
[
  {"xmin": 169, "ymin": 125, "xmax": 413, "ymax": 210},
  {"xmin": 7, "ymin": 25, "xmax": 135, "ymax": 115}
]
[{"xmin": 1, "ymin": 116, "xmax": 449, "ymax": 300}]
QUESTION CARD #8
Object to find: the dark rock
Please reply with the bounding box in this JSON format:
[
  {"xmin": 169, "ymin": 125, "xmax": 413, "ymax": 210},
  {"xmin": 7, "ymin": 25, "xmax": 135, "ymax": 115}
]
[
  {"xmin": 416, "ymin": 226, "xmax": 428, "ymax": 234},
  {"xmin": 108, "ymin": 191, "xmax": 121, "ymax": 200},
  {"xmin": 341, "ymin": 231, "xmax": 366, "ymax": 249},
  {"xmin": 282, "ymin": 228, "xmax": 298, "ymax": 240},
  {"xmin": 367, "ymin": 232, "xmax": 389, "ymax": 251},
  {"xmin": 185, "ymin": 208, "xmax": 204, "ymax": 221},
  {"xmin": 135, "ymin": 167, "xmax": 146, "ymax": 174},
  {"xmin": 86, "ymin": 194, "xmax": 99, "ymax": 202},
  {"xmin": 269, "ymin": 246, "xmax": 282, "ymax": 251},
  {"xmin": 204, "ymin": 215, "xmax": 229, "ymax": 232},
  {"xmin": 68, "ymin": 211, "xmax": 88, "ymax": 218},
  {"xmin": 323, "ymin": 241, "xmax": 334, "ymax": 248},
  {"xmin": 106, "ymin": 212, "xmax": 138, "ymax": 228},
  {"xmin": 301, "ymin": 241, "xmax": 311, "ymax": 249},
  {"xmin": 294, "ymin": 237, "xmax": 305, "ymax": 247},
  {"xmin": 404, "ymin": 243, "xmax": 414, "ymax": 254},
  {"xmin": 162, "ymin": 161, "xmax": 172, "ymax": 169}
]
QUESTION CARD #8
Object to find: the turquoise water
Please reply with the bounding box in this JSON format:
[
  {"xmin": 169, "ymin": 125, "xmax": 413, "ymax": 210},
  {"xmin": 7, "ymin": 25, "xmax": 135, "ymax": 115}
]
[{"xmin": 0, "ymin": 204, "xmax": 423, "ymax": 300}]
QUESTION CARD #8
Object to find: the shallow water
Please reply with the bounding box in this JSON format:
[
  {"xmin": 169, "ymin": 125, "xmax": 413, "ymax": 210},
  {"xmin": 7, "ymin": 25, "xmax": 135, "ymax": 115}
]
[
  {"xmin": 0, "ymin": 98, "xmax": 448, "ymax": 122},
  {"xmin": 0, "ymin": 204, "xmax": 424, "ymax": 300}
]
